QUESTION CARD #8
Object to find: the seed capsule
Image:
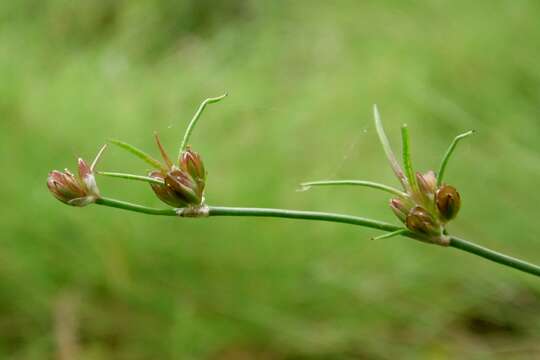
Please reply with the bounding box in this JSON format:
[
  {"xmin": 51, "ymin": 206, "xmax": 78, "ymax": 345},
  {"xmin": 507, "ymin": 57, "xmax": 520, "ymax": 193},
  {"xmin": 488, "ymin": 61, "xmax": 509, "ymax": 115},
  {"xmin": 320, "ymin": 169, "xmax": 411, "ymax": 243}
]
[
  {"xmin": 436, "ymin": 185, "xmax": 461, "ymax": 221},
  {"xmin": 165, "ymin": 169, "xmax": 203, "ymax": 205},
  {"xmin": 405, "ymin": 206, "xmax": 441, "ymax": 236},
  {"xmin": 148, "ymin": 171, "xmax": 186, "ymax": 208}
]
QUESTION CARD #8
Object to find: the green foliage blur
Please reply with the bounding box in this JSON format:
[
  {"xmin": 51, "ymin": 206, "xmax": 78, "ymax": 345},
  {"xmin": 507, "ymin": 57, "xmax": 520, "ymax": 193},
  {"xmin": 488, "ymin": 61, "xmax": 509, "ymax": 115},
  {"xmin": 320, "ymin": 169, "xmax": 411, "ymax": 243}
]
[{"xmin": 2, "ymin": 1, "xmax": 540, "ymax": 358}]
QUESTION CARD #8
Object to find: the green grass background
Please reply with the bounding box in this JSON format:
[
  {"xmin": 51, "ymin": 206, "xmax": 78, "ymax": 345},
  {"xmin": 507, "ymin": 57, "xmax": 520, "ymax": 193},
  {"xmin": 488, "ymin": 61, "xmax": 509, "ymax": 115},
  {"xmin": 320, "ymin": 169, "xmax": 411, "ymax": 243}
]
[{"xmin": 2, "ymin": 1, "xmax": 540, "ymax": 358}]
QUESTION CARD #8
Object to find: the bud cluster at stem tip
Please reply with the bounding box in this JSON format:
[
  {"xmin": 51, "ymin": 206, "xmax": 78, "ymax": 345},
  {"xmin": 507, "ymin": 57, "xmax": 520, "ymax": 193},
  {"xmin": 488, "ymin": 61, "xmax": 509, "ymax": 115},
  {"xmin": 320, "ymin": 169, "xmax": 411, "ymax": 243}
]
[
  {"xmin": 47, "ymin": 145, "xmax": 107, "ymax": 207},
  {"xmin": 149, "ymin": 134, "xmax": 207, "ymax": 208},
  {"xmin": 369, "ymin": 107, "xmax": 470, "ymax": 244},
  {"xmin": 390, "ymin": 171, "xmax": 461, "ymax": 243}
]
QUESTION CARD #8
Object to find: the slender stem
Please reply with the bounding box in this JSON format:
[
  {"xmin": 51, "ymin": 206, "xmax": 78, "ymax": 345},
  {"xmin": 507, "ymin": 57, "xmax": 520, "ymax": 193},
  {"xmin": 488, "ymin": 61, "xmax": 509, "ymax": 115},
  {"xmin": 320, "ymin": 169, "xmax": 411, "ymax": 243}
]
[
  {"xmin": 300, "ymin": 180, "xmax": 408, "ymax": 198},
  {"xmin": 93, "ymin": 197, "xmax": 540, "ymax": 278},
  {"xmin": 401, "ymin": 125, "xmax": 417, "ymax": 191},
  {"xmin": 208, "ymin": 206, "xmax": 401, "ymax": 232},
  {"xmin": 180, "ymin": 93, "xmax": 228, "ymax": 154},
  {"xmin": 437, "ymin": 130, "xmax": 475, "ymax": 186},
  {"xmin": 449, "ymin": 237, "xmax": 540, "ymax": 277},
  {"xmin": 95, "ymin": 197, "xmax": 176, "ymax": 216},
  {"xmin": 98, "ymin": 172, "xmax": 164, "ymax": 185},
  {"xmin": 373, "ymin": 105, "xmax": 409, "ymax": 190}
]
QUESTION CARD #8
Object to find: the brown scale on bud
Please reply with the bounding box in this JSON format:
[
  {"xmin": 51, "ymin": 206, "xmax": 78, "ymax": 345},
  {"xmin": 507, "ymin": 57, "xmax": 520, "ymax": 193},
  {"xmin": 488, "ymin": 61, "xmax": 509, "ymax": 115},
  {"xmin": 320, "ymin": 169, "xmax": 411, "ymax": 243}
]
[
  {"xmin": 389, "ymin": 198, "xmax": 410, "ymax": 223},
  {"xmin": 405, "ymin": 206, "xmax": 441, "ymax": 237},
  {"xmin": 180, "ymin": 147, "xmax": 206, "ymax": 190},
  {"xmin": 148, "ymin": 171, "xmax": 184, "ymax": 208},
  {"xmin": 416, "ymin": 171, "xmax": 437, "ymax": 197},
  {"xmin": 165, "ymin": 169, "xmax": 203, "ymax": 205}
]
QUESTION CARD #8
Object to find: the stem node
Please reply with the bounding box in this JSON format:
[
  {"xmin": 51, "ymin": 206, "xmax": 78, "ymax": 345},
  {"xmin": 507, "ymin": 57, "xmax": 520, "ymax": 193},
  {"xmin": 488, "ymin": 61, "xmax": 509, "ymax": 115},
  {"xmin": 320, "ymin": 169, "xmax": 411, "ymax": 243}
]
[{"xmin": 176, "ymin": 205, "xmax": 210, "ymax": 218}]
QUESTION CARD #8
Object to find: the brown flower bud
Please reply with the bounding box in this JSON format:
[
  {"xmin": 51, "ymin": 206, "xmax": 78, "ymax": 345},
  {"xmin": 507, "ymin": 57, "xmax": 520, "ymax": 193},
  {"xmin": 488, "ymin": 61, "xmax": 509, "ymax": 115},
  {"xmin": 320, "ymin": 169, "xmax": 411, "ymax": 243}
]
[
  {"xmin": 436, "ymin": 185, "xmax": 461, "ymax": 221},
  {"xmin": 406, "ymin": 206, "xmax": 441, "ymax": 236},
  {"xmin": 389, "ymin": 198, "xmax": 410, "ymax": 223},
  {"xmin": 148, "ymin": 171, "xmax": 185, "ymax": 208},
  {"xmin": 180, "ymin": 147, "xmax": 206, "ymax": 189},
  {"xmin": 47, "ymin": 157, "xmax": 101, "ymax": 207},
  {"xmin": 146, "ymin": 134, "xmax": 208, "ymax": 208},
  {"xmin": 164, "ymin": 169, "xmax": 204, "ymax": 205}
]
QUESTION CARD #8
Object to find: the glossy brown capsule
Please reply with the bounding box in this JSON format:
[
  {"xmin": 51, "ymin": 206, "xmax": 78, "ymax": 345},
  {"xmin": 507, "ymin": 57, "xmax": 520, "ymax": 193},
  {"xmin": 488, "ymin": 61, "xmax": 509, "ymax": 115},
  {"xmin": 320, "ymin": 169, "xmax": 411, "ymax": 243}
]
[{"xmin": 436, "ymin": 185, "xmax": 461, "ymax": 221}]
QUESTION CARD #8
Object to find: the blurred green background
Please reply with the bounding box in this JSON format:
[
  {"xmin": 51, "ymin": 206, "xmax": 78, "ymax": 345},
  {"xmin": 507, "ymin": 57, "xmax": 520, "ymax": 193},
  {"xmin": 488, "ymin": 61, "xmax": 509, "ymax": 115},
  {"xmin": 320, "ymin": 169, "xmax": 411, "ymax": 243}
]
[{"xmin": 2, "ymin": 0, "xmax": 540, "ymax": 359}]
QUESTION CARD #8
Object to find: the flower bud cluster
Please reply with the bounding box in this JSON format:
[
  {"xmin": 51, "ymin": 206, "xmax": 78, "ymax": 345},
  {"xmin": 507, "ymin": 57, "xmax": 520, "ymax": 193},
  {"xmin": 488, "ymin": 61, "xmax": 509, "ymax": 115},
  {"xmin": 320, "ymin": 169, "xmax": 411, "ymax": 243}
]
[
  {"xmin": 149, "ymin": 137, "xmax": 207, "ymax": 208},
  {"xmin": 47, "ymin": 96, "xmax": 224, "ymax": 210},
  {"xmin": 47, "ymin": 146, "xmax": 106, "ymax": 207},
  {"xmin": 389, "ymin": 171, "xmax": 461, "ymax": 242}
]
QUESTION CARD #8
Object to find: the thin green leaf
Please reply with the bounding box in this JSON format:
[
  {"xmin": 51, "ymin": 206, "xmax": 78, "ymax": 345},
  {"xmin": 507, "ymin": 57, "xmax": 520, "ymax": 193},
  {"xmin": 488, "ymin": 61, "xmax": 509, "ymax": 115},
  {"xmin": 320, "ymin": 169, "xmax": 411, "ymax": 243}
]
[
  {"xmin": 180, "ymin": 93, "xmax": 228, "ymax": 155},
  {"xmin": 373, "ymin": 105, "xmax": 408, "ymax": 190},
  {"xmin": 401, "ymin": 125, "xmax": 417, "ymax": 191},
  {"xmin": 300, "ymin": 180, "xmax": 409, "ymax": 198},
  {"xmin": 372, "ymin": 228, "xmax": 408, "ymax": 240},
  {"xmin": 98, "ymin": 171, "xmax": 164, "ymax": 185},
  {"xmin": 437, "ymin": 130, "xmax": 475, "ymax": 186},
  {"xmin": 109, "ymin": 139, "xmax": 165, "ymax": 171}
]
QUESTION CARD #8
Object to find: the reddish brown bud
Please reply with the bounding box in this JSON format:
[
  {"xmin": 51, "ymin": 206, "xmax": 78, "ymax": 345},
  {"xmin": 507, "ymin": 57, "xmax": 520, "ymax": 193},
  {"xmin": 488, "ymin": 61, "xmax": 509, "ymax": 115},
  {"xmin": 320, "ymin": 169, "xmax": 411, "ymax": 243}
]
[
  {"xmin": 389, "ymin": 198, "xmax": 410, "ymax": 223},
  {"xmin": 180, "ymin": 147, "xmax": 206, "ymax": 188},
  {"xmin": 146, "ymin": 143, "xmax": 207, "ymax": 207},
  {"xmin": 47, "ymin": 160, "xmax": 99, "ymax": 207},
  {"xmin": 48, "ymin": 170, "xmax": 86, "ymax": 205},
  {"xmin": 149, "ymin": 168, "xmax": 204, "ymax": 208},
  {"xmin": 148, "ymin": 171, "xmax": 186, "ymax": 208},
  {"xmin": 47, "ymin": 145, "xmax": 106, "ymax": 207},
  {"xmin": 165, "ymin": 169, "xmax": 201, "ymax": 204},
  {"xmin": 406, "ymin": 206, "xmax": 441, "ymax": 236},
  {"xmin": 436, "ymin": 185, "xmax": 461, "ymax": 221}
]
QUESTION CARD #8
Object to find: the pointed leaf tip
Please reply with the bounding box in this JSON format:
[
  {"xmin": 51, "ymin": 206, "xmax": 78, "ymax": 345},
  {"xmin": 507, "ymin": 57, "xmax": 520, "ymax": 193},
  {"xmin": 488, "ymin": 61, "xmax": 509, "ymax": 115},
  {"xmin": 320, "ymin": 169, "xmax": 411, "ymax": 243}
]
[{"xmin": 372, "ymin": 106, "xmax": 408, "ymax": 190}]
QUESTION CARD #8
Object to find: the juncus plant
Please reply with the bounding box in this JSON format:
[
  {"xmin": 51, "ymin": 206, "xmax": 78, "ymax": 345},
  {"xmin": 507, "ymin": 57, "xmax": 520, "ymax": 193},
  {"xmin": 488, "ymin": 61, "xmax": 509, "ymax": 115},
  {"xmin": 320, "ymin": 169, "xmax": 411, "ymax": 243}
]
[
  {"xmin": 301, "ymin": 106, "xmax": 473, "ymax": 246},
  {"xmin": 48, "ymin": 96, "xmax": 540, "ymax": 278}
]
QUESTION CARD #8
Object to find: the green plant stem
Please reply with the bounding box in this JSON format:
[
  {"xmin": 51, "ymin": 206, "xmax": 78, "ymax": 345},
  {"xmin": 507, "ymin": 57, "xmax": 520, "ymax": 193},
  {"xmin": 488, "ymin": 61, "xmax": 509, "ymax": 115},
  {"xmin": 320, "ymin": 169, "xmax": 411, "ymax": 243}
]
[
  {"xmin": 208, "ymin": 206, "xmax": 400, "ymax": 232},
  {"xmin": 180, "ymin": 93, "xmax": 228, "ymax": 154},
  {"xmin": 94, "ymin": 197, "xmax": 540, "ymax": 278},
  {"xmin": 95, "ymin": 197, "xmax": 176, "ymax": 216},
  {"xmin": 448, "ymin": 237, "xmax": 540, "ymax": 277}
]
